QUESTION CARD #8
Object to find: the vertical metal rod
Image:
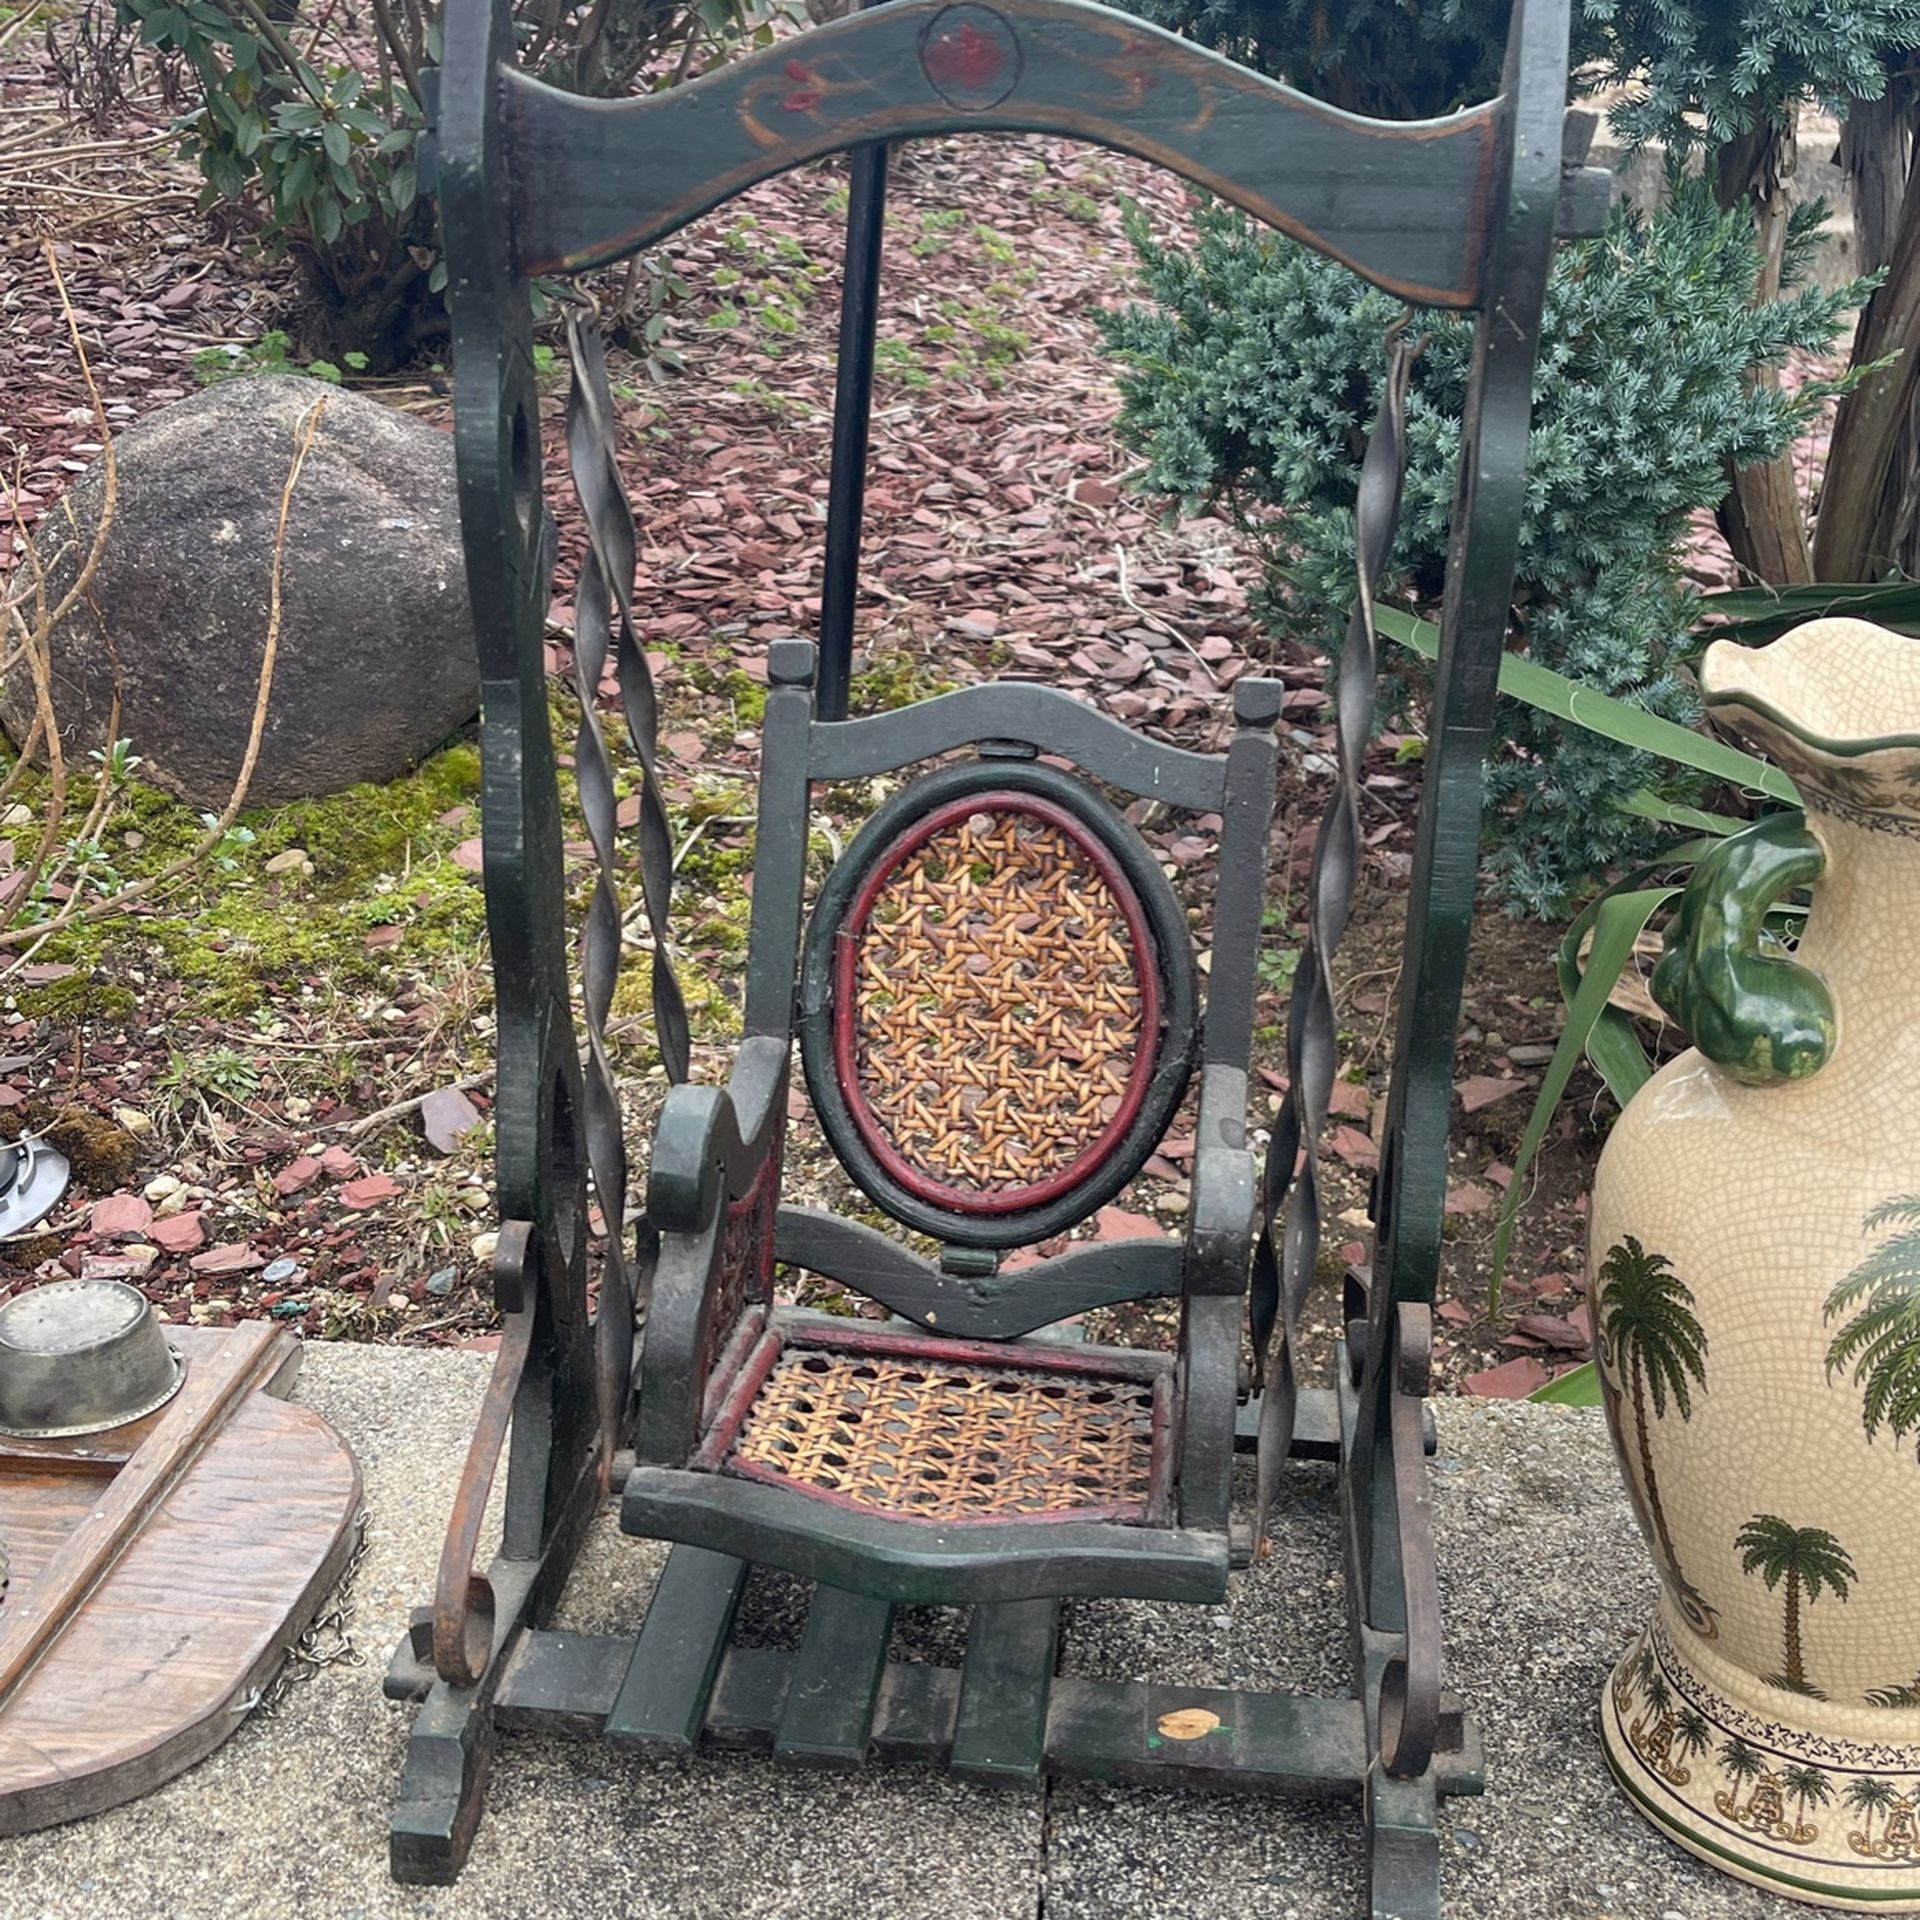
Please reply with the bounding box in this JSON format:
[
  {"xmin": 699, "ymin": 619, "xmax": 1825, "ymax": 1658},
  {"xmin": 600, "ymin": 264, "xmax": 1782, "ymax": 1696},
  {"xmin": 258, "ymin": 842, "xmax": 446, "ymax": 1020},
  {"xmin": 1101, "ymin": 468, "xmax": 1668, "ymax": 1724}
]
[{"xmin": 815, "ymin": 15, "xmax": 890, "ymax": 724}]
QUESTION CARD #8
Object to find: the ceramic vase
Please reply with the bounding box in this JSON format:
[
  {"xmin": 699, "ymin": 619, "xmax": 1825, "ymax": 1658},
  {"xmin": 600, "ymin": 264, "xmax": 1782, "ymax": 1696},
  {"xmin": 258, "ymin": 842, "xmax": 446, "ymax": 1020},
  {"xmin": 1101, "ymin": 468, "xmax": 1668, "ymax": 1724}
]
[{"xmin": 1590, "ymin": 619, "xmax": 1920, "ymax": 1909}]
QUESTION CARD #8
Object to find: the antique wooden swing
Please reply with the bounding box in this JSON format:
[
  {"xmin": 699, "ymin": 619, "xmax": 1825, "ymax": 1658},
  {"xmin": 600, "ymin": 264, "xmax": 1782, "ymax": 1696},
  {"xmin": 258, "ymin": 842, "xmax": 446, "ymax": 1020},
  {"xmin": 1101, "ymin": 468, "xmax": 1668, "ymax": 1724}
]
[{"xmin": 385, "ymin": 2, "xmax": 1607, "ymax": 1912}]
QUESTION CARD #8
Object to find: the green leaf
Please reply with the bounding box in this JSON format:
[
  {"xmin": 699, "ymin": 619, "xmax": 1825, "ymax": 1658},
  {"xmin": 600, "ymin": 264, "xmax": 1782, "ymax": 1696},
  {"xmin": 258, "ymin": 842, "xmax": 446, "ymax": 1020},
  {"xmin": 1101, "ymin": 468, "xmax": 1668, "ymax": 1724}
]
[
  {"xmin": 388, "ymin": 162, "xmax": 416, "ymax": 213},
  {"xmin": 1487, "ymin": 886, "xmax": 1680, "ymax": 1311},
  {"xmin": 1373, "ymin": 603, "xmax": 1802, "ymax": 806},
  {"xmin": 322, "ymin": 119, "xmax": 350, "ymax": 168},
  {"xmin": 1698, "ymin": 580, "xmax": 1920, "ymax": 649},
  {"xmin": 1615, "ymin": 789, "xmax": 1749, "ymax": 837},
  {"xmin": 1529, "ymin": 1362, "xmax": 1603, "ymax": 1407}
]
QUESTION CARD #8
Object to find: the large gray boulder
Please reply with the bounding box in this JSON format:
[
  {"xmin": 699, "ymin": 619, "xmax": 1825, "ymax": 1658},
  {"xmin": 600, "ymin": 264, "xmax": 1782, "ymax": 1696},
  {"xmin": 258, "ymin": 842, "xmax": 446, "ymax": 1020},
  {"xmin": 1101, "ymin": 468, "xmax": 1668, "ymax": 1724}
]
[{"xmin": 1, "ymin": 375, "xmax": 479, "ymax": 808}]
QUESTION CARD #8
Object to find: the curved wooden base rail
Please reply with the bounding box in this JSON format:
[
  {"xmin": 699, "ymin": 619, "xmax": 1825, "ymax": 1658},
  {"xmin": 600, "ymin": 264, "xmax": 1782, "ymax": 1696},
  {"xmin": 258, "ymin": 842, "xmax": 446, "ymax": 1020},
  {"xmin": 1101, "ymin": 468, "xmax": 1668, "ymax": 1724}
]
[
  {"xmin": 433, "ymin": 1296, "xmax": 535, "ymax": 1689},
  {"xmin": 1376, "ymin": 1304, "xmax": 1441, "ymax": 1782}
]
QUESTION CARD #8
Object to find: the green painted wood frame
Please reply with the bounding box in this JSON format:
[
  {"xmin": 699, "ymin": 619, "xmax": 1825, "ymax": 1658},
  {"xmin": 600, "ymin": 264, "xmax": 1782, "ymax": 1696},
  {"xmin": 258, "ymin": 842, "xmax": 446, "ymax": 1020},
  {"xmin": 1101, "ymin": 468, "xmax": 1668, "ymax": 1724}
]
[{"xmin": 395, "ymin": 0, "xmax": 1605, "ymax": 1905}]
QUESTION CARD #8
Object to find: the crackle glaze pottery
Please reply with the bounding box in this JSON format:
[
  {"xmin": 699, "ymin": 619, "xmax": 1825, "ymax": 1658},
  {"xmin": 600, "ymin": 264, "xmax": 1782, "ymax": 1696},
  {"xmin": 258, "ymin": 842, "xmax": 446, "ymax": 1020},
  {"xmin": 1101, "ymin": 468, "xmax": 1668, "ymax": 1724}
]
[{"xmin": 1591, "ymin": 618, "xmax": 1920, "ymax": 1909}]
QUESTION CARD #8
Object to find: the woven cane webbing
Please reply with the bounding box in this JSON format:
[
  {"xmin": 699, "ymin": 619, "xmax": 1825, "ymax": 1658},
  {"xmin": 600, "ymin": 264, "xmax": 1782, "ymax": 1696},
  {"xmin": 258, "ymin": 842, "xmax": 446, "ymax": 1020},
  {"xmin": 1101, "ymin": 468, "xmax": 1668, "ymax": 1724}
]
[
  {"xmin": 851, "ymin": 807, "xmax": 1146, "ymax": 1195},
  {"xmin": 725, "ymin": 1344, "xmax": 1159, "ymax": 1520},
  {"xmin": 699, "ymin": 1142, "xmax": 781, "ymax": 1382}
]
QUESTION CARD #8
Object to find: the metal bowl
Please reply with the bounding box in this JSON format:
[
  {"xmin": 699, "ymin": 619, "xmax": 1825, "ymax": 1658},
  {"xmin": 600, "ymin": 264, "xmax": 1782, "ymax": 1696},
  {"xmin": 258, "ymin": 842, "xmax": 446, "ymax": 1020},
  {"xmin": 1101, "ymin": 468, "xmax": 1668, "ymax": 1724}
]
[{"xmin": 0, "ymin": 1279, "xmax": 183, "ymax": 1438}]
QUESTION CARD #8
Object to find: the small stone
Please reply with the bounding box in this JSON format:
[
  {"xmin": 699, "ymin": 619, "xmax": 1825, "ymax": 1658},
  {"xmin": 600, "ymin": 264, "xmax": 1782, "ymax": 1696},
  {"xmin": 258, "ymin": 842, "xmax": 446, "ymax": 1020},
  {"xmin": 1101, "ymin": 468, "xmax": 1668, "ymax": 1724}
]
[
  {"xmin": 470, "ymin": 1229, "xmax": 499, "ymax": 1265},
  {"xmin": 261, "ymin": 1256, "xmax": 302, "ymax": 1286},
  {"xmin": 340, "ymin": 1173, "xmax": 402, "ymax": 1210},
  {"xmin": 274, "ymin": 1155, "xmax": 322, "ymax": 1197},
  {"xmin": 1505, "ymin": 1042, "xmax": 1558, "ymax": 1066},
  {"xmin": 0, "ymin": 803, "xmax": 30, "ymax": 828},
  {"xmin": 90, "ymin": 1192, "xmax": 154, "ymax": 1237},
  {"xmin": 150, "ymin": 1211, "xmax": 207, "ymax": 1254},
  {"xmin": 264, "ymin": 847, "xmax": 313, "ymax": 876},
  {"xmin": 143, "ymin": 1173, "xmax": 183, "ymax": 1203},
  {"xmin": 1154, "ymin": 1190, "xmax": 1190, "ymax": 1217},
  {"xmin": 111, "ymin": 1105, "xmax": 152, "ymax": 1136},
  {"xmin": 426, "ymin": 1265, "xmax": 457, "ymax": 1296},
  {"xmin": 420, "ymin": 1086, "xmax": 482, "ymax": 1155}
]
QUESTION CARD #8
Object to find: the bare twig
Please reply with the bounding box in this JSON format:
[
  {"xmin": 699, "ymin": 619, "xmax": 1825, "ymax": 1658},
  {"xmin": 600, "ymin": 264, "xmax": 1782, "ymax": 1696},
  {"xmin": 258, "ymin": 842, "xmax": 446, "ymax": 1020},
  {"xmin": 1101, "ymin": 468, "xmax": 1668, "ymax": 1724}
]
[
  {"xmin": 1112, "ymin": 542, "xmax": 1223, "ymax": 685},
  {"xmin": 333, "ymin": 1072, "xmax": 491, "ymax": 1142}
]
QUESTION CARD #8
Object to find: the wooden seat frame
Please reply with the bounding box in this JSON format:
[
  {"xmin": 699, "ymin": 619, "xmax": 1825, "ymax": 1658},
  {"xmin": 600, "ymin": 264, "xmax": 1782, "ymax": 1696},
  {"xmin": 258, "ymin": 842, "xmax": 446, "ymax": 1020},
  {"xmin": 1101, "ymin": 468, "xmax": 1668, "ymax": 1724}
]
[{"xmin": 385, "ymin": 2, "xmax": 1607, "ymax": 1913}]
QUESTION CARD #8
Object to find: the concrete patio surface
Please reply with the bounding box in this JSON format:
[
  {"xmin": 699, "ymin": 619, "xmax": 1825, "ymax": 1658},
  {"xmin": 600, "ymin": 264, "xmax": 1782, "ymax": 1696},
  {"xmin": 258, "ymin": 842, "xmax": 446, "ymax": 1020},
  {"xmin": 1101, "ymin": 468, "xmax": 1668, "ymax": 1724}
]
[{"xmin": 2, "ymin": 1344, "xmax": 1804, "ymax": 1920}]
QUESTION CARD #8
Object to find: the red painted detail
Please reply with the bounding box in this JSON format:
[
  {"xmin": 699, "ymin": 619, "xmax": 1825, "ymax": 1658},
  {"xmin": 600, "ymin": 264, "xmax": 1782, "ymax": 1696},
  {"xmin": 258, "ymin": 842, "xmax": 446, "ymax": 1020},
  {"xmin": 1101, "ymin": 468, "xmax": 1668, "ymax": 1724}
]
[
  {"xmin": 829, "ymin": 790, "xmax": 1162, "ymax": 1218},
  {"xmin": 782, "ymin": 58, "xmax": 819, "ymax": 112},
  {"xmin": 924, "ymin": 21, "xmax": 1006, "ymax": 93}
]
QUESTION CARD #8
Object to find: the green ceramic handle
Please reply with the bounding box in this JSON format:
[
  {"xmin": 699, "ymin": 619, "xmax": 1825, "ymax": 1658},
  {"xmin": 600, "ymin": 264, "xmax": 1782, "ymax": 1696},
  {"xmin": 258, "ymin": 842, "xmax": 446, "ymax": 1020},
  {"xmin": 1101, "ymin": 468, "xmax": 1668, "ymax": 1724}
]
[{"xmin": 1651, "ymin": 812, "xmax": 1835, "ymax": 1086}]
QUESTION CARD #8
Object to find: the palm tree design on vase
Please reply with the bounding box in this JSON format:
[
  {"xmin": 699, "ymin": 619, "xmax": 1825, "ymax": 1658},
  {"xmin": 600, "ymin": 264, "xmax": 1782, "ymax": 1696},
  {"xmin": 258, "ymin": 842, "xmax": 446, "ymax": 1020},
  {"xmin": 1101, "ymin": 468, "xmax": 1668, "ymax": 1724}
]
[
  {"xmin": 1866, "ymin": 1670, "xmax": 1920, "ymax": 1709},
  {"xmin": 1631, "ymin": 1679, "xmax": 1713, "ymax": 1788},
  {"xmin": 1781, "ymin": 1763, "xmax": 1836, "ymax": 1846},
  {"xmin": 1714, "ymin": 1735, "xmax": 1777, "ymax": 1830},
  {"xmin": 1670, "ymin": 1707, "xmax": 1712, "ymax": 1786},
  {"xmin": 1736, "ymin": 1514, "xmax": 1858, "ymax": 1699},
  {"xmin": 1824, "ymin": 1196, "xmax": 1920, "ymax": 1461},
  {"xmin": 1847, "ymin": 1776, "xmax": 1902, "ymax": 1858},
  {"xmin": 1596, "ymin": 1237, "xmax": 1715, "ymax": 1634}
]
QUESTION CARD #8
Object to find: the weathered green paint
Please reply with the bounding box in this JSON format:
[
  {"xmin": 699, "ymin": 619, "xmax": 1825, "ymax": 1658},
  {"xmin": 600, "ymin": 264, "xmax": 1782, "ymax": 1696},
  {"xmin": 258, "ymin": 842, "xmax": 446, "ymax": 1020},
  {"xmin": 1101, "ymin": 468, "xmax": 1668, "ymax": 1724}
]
[
  {"xmin": 1652, "ymin": 812, "xmax": 1835, "ymax": 1086},
  {"xmin": 501, "ymin": 0, "xmax": 1503, "ymax": 304}
]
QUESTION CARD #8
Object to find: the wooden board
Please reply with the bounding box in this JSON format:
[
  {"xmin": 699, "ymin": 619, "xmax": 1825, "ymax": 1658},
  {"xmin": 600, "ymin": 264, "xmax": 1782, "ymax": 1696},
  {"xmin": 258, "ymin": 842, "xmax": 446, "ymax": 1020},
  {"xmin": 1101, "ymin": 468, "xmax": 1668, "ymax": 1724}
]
[{"xmin": 0, "ymin": 1322, "xmax": 362, "ymax": 1835}]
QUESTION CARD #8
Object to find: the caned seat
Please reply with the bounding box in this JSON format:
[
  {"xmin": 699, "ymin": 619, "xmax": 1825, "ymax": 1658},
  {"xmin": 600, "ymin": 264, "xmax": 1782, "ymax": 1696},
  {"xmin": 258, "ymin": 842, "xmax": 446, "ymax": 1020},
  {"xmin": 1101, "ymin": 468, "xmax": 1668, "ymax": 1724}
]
[{"xmin": 720, "ymin": 1327, "xmax": 1165, "ymax": 1524}]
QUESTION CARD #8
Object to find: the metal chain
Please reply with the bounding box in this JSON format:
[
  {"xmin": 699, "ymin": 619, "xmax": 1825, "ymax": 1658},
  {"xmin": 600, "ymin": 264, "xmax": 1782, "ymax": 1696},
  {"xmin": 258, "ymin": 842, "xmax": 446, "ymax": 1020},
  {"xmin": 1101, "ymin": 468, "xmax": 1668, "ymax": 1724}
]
[
  {"xmin": 255, "ymin": 1514, "xmax": 370, "ymax": 1717},
  {"xmin": 1251, "ymin": 316, "xmax": 1422, "ymax": 1544}
]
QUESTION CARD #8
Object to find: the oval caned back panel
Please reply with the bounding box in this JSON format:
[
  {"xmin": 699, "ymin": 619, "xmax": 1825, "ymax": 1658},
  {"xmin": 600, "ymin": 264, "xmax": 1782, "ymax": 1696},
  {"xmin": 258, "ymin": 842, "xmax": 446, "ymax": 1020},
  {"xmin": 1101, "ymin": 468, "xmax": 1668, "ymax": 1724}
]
[{"xmin": 800, "ymin": 762, "xmax": 1195, "ymax": 1247}]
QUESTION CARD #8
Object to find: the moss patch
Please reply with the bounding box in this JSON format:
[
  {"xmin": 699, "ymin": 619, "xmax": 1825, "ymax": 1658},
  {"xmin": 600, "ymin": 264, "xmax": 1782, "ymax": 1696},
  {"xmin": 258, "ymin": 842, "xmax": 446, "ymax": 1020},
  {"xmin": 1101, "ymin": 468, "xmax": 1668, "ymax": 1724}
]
[{"xmin": 1, "ymin": 739, "xmax": 488, "ymax": 1015}]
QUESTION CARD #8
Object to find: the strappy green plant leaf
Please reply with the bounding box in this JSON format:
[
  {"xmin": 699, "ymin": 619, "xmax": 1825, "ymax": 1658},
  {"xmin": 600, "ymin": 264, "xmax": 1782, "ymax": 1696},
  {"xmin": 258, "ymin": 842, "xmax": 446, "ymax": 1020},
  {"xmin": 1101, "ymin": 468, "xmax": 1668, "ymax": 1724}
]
[
  {"xmin": 1486, "ymin": 885, "xmax": 1682, "ymax": 1308},
  {"xmin": 1697, "ymin": 579, "xmax": 1920, "ymax": 650},
  {"xmin": 1372, "ymin": 603, "xmax": 1801, "ymax": 807},
  {"xmin": 1528, "ymin": 1361, "xmax": 1602, "ymax": 1406}
]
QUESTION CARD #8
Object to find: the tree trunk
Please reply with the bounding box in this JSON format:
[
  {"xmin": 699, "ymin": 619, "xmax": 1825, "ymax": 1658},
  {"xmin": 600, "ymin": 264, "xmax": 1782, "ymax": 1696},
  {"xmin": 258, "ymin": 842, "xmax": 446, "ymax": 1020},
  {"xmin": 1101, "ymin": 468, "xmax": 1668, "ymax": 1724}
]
[
  {"xmin": 1715, "ymin": 119, "xmax": 1815, "ymax": 587},
  {"xmin": 1817, "ymin": 79, "xmax": 1920, "ymax": 582},
  {"xmin": 1632, "ymin": 1354, "xmax": 1687, "ymax": 1590},
  {"xmin": 1784, "ymin": 1566, "xmax": 1805, "ymax": 1691}
]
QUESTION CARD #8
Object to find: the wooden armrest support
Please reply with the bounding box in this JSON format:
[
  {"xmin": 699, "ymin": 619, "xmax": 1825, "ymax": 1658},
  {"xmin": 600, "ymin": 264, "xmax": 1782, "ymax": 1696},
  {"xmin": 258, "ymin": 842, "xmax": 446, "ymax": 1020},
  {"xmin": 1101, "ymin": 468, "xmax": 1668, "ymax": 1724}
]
[
  {"xmin": 647, "ymin": 1035, "xmax": 787, "ymax": 1234},
  {"xmin": 636, "ymin": 1038, "xmax": 789, "ymax": 1468},
  {"xmin": 1186, "ymin": 1064, "xmax": 1257, "ymax": 1296}
]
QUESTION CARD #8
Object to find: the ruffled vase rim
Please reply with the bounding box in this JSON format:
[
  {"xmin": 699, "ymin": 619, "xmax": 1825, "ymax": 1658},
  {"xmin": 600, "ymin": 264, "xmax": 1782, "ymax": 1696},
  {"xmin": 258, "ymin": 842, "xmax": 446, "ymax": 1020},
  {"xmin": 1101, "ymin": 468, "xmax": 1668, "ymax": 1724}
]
[{"xmin": 1702, "ymin": 618, "xmax": 1920, "ymax": 761}]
